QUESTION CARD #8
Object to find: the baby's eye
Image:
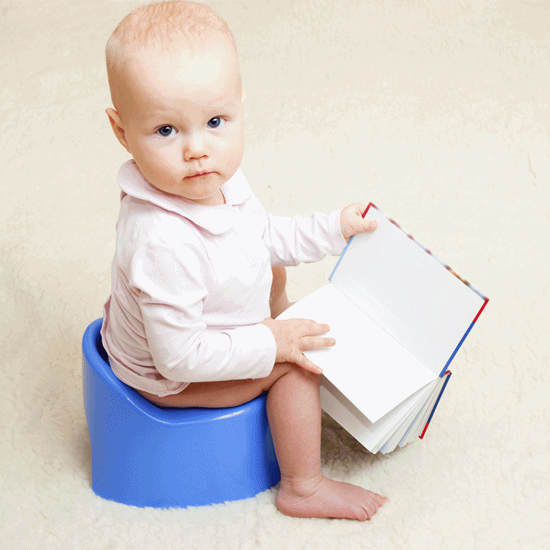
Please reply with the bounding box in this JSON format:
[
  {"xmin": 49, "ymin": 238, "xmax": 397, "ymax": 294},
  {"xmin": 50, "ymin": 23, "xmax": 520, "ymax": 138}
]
[
  {"xmin": 157, "ymin": 125, "xmax": 176, "ymax": 137},
  {"xmin": 207, "ymin": 117, "xmax": 225, "ymax": 129}
]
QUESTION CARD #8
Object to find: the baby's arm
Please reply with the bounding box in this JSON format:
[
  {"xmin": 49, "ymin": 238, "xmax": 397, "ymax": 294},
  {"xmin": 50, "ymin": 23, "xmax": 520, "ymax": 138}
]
[
  {"xmin": 131, "ymin": 240, "xmax": 276, "ymax": 384},
  {"xmin": 258, "ymin": 202, "xmax": 376, "ymax": 267}
]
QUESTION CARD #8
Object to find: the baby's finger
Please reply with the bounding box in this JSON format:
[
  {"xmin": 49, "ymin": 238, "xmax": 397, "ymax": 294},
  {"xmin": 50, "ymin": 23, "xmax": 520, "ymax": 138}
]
[
  {"xmin": 299, "ymin": 335, "xmax": 336, "ymax": 351},
  {"xmin": 292, "ymin": 353, "xmax": 323, "ymax": 375},
  {"xmin": 299, "ymin": 322, "xmax": 331, "ymax": 336},
  {"xmin": 363, "ymin": 219, "xmax": 378, "ymax": 233}
]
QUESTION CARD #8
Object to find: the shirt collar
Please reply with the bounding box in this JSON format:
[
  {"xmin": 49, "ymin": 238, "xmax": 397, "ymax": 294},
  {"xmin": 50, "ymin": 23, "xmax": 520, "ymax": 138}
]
[{"xmin": 117, "ymin": 160, "xmax": 251, "ymax": 235}]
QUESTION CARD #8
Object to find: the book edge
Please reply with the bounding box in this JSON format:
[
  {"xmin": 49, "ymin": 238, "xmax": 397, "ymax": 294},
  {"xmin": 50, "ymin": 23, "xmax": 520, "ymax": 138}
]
[{"xmin": 419, "ymin": 371, "xmax": 452, "ymax": 439}]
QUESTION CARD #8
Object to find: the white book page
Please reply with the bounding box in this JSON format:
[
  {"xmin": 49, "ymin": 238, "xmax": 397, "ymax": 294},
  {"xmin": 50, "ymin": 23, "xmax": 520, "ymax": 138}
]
[
  {"xmin": 401, "ymin": 378, "xmax": 444, "ymax": 447},
  {"xmin": 382, "ymin": 378, "xmax": 443, "ymax": 453},
  {"xmin": 279, "ymin": 284, "xmax": 436, "ymax": 422},
  {"xmin": 320, "ymin": 377, "xmax": 436, "ymax": 453},
  {"xmin": 331, "ymin": 208, "xmax": 485, "ymax": 376}
]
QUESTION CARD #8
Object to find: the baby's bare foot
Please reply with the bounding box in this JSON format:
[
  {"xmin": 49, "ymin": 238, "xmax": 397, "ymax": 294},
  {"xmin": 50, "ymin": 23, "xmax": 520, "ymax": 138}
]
[{"xmin": 276, "ymin": 475, "xmax": 388, "ymax": 521}]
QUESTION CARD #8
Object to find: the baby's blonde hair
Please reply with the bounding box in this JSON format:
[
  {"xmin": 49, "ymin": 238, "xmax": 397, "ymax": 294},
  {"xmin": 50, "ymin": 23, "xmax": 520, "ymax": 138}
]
[{"xmin": 106, "ymin": 1, "xmax": 237, "ymax": 96}]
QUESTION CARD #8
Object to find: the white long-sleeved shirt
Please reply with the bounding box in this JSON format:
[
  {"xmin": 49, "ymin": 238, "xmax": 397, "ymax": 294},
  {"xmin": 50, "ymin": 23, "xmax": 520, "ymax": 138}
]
[{"xmin": 101, "ymin": 161, "xmax": 347, "ymax": 397}]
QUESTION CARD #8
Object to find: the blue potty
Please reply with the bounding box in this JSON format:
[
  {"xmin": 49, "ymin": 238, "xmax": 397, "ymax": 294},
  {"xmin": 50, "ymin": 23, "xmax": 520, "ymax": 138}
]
[{"xmin": 82, "ymin": 318, "xmax": 281, "ymax": 508}]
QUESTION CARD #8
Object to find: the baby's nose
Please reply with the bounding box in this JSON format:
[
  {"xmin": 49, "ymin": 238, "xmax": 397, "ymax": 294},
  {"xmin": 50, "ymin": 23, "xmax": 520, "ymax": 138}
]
[{"xmin": 184, "ymin": 132, "xmax": 208, "ymax": 161}]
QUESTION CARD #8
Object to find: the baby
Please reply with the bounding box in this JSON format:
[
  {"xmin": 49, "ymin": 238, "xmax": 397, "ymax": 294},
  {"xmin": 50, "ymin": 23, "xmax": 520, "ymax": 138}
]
[{"xmin": 102, "ymin": 0, "xmax": 387, "ymax": 521}]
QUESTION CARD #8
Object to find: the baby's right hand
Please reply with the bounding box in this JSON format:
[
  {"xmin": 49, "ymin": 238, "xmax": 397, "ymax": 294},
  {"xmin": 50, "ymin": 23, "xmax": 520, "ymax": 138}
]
[{"xmin": 261, "ymin": 317, "xmax": 335, "ymax": 374}]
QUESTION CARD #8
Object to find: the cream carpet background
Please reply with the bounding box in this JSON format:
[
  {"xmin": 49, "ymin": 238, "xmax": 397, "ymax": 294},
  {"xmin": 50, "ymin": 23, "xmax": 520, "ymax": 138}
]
[{"xmin": 1, "ymin": 1, "xmax": 549, "ymax": 548}]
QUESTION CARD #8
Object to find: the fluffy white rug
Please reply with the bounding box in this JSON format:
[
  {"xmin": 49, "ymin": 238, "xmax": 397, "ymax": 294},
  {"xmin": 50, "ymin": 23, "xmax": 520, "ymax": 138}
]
[{"xmin": 1, "ymin": 1, "xmax": 549, "ymax": 548}]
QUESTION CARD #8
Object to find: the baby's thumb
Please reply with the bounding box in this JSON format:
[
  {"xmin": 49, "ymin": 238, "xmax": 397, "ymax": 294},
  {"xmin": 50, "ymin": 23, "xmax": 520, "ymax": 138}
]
[{"xmin": 362, "ymin": 219, "xmax": 377, "ymax": 233}]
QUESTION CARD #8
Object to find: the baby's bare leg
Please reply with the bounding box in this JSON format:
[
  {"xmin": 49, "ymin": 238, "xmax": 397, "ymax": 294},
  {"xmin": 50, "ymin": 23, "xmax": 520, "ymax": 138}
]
[
  {"xmin": 139, "ymin": 363, "xmax": 387, "ymax": 521},
  {"xmin": 267, "ymin": 365, "xmax": 387, "ymax": 521}
]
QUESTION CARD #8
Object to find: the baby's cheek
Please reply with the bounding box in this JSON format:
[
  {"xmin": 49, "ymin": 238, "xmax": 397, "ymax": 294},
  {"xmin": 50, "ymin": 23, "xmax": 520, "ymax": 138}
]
[{"xmin": 224, "ymin": 131, "xmax": 244, "ymax": 169}]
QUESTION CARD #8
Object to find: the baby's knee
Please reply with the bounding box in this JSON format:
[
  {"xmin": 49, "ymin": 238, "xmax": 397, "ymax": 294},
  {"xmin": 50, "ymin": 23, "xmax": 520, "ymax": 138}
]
[
  {"xmin": 267, "ymin": 362, "xmax": 320, "ymax": 390},
  {"xmin": 262, "ymin": 362, "xmax": 293, "ymax": 391},
  {"xmin": 292, "ymin": 365, "xmax": 321, "ymax": 386}
]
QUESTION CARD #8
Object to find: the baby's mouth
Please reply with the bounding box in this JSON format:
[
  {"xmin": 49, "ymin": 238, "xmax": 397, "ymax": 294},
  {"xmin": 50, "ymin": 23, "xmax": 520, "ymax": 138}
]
[{"xmin": 187, "ymin": 171, "xmax": 214, "ymax": 179}]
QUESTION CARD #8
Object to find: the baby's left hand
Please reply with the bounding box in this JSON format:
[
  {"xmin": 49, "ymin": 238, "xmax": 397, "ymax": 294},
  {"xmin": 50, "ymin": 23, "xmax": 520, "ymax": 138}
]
[{"xmin": 340, "ymin": 203, "xmax": 378, "ymax": 241}]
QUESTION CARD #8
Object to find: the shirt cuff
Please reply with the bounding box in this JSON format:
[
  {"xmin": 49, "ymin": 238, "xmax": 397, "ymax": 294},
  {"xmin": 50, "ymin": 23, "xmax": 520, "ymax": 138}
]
[
  {"xmin": 227, "ymin": 322, "xmax": 277, "ymax": 380},
  {"xmin": 328, "ymin": 208, "xmax": 349, "ymax": 255}
]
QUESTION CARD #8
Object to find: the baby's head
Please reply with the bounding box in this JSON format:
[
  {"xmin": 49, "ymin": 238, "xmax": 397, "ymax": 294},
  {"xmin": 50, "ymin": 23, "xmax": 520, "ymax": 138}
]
[{"xmin": 105, "ymin": 1, "xmax": 245, "ymax": 206}]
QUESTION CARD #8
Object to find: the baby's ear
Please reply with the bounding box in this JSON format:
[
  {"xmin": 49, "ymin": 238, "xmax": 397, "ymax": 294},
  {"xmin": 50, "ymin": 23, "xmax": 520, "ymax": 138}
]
[
  {"xmin": 241, "ymin": 89, "xmax": 247, "ymax": 105},
  {"xmin": 106, "ymin": 108, "xmax": 131, "ymax": 153}
]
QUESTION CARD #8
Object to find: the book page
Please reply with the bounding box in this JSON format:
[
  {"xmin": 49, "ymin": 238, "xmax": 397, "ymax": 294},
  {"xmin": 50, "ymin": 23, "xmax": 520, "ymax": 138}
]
[
  {"xmin": 278, "ymin": 284, "xmax": 436, "ymax": 422},
  {"xmin": 320, "ymin": 375, "xmax": 436, "ymax": 453},
  {"xmin": 330, "ymin": 207, "xmax": 486, "ymax": 376}
]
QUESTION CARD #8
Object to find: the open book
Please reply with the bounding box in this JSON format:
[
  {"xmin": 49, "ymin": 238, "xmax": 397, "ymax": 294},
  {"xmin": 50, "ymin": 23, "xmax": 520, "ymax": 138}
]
[{"xmin": 278, "ymin": 204, "xmax": 488, "ymax": 454}]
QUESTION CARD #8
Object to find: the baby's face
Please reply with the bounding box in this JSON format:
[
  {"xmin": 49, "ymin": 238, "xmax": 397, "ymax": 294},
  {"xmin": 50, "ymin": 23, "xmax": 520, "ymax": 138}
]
[{"xmin": 113, "ymin": 40, "xmax": 245, "ymax": 205}]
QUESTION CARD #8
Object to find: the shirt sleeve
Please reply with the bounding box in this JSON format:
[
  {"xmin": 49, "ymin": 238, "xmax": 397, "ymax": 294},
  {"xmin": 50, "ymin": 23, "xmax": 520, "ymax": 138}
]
[
  {"xmin": 129, "ymin": 240, "xmax": 277, "ymax": 383},
  {"xmin": 261, "ymin": 207, "xmax": 348, "ymax": 267}
]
